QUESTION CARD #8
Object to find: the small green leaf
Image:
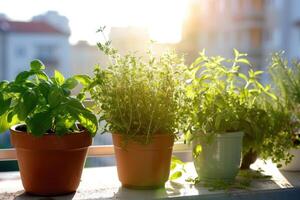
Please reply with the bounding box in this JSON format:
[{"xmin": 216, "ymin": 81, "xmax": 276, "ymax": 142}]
[
  {"xmin": 48, "ymin": 87, "xmax": 65, "ymax": 108},
  {"xmin": 54, "ymin": 70, "xmax": 65, "ymax": 85},
  {"xmin": 193, "ymin": 144, "xmax": 202, "ymax": 158},
  {"xmin": 36, "ymin": 71, "xmax": 49, "ymax": 81},
  {"xmin": 233, "ymin": 49, "xmax": 239, "ymax": 58},
  {"xmin": 17, "ymin": 90, "xmax": 38, "ymax": 121},
  {"xmin": 74, "ymin": 75, "xmax": 92, "ymax": 86},
  {"xmin": 0, "ymin": 95, "xmax": 11, "ymax": 116},
  {"xmin": 65, "ymin": 98, "xmax": 98, "ymax": 136},
  {"xmin": 62, "ymin": 77, "xmax": 78, "ymax": 90},
  {"xmin": 30, "ymin": 60, "xmax": 45, "ymax": 71},
  {"xmin": 170, "ymin": 171, "xmax": 182, "ymax": 180},
  {"xmin": 15, "ymin": 71, "xmax": 34, "ymax": 83},
  {"xmin": 26, "ymin": 109, "xmax": 53, "ymax": 136},
  {"xmin": 237, "ymin": 58, "xmax": 251, "ymax": 65}
]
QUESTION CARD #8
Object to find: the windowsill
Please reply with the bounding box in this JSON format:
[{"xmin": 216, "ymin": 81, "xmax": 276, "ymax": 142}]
[{"xmin": 0, "ymin": 160, "xmax": 300, "ymax": 200}]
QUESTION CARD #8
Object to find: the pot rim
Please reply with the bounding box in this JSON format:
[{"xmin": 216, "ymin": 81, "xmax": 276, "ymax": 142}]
[
  {"xmin": 10, "ymin": 124, "xmax": 92, "ymax": 150},
  {"xmin": 216, "ymin": 131, "xmax": 244, "ymax": 138},
  {"xmin": 10, "ymin": 123, "xmax": 87, "ymax": 137},
  {"xmin": 112, "ymin": 132, "xmax": 175, "ymax": 138}
]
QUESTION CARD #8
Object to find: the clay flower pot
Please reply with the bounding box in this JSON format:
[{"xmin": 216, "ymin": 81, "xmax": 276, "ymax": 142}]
[
  {"xmin": 112, "ymin": 133, "xmax": 174, "ymax": 189},
  {"xmin": 10, "ymin": 124, "xmax": 92, "ymax": 196}
]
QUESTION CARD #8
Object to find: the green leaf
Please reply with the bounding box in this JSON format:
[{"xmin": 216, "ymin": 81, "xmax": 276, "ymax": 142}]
[
  {"xmin": 0, "ymin": 112, "xmax": 19, "ymax": 133},
  {"xmin": 233, "ymin": 49, "xmax": 239, "ymax": 59},
  {"xmin": 65, "ymin": 98, "xmax": 98, "ymax": 136},
  {"xmin": 254, "ymin": 70, "xmax": 264, "ymax": 76},
  {"xmin": 0, "ymin": 94, "xmax": 11, "ymax": 116},
  {"xmin": 237, "ymin": 58, "xmax": 250, "ymax": 65},
  {"xmin": 17, "ymin": 90, "xmax": 38, "ymax": 121},
  {"xmin": 238, "ymin": 73, "xmax": 248, "ymax": 82},
  {"xmin": 55, "ymin": 115, "xmax": 76, "ymax": 135},
  {"xmin": 0, "ymin": 81, "xmax": 9, "ymax": 89},
  {"xmin": 15, "ymin": 71, "xmax": 34, "ymax": 83},
  {"xmin": 26, "ymin": 109, "xmax": 53, "ymax": 136},
  {"xmin": 30, "ymin": 60, "xmax": 45, "ymax": 71},
  {"xmin": 74, "ymin": 75, "xmax": 92, "ymax": 86},
  {"xmin": 48, "ymin": 87, "xmax": 65, "ymax": 108},
  {"xmin": 54, "ymin": 70, "xmax": 65, "ymax": 85},
  {"xmin": 36, "ymin": 71, "xmax": 50, "ymax": 81},
  {"xmin": 62, "ymin": 77, "xmax": 78, "ymax": 90},
  {"xmin": 170, "ymin": 171, "xmax": 182, "ymax": 180},
  {"xmin": 193, "ymin": 144, "xmax": 202, "ymax": 158}
]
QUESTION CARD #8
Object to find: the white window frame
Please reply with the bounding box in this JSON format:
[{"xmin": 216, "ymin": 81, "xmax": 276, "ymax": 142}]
[{"xmin": 0, "ymin": 143, "xmax": 191, "ymax": 161}]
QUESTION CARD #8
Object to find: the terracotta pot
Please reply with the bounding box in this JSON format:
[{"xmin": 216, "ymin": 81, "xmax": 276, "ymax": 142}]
[
  {"xmin": 240, "ymin": 149, "xmax": 258, "ymax": 170},
  {"xmin": 10, "ymin": 124, "xmax": 92, "ymax": 196},
  {"xmin": 112, "ymin": 133, "xmax": 174, "ymax": 189}
]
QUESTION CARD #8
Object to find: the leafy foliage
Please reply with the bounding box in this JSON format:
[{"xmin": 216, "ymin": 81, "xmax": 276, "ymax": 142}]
[
  {"xmin": 89, "ymin": 28, "xmax": 186, "ymax": 143},
  {"xmin": 0, "ymin": 60, "xmax": 98, "ymax": 136},
  {"xmin": 258, "ymin": 52, "xmax": 300, "ymax": 164},
  {"xmin": 181, "ymin": 50, "xmax": 285, "ymax": 157}
]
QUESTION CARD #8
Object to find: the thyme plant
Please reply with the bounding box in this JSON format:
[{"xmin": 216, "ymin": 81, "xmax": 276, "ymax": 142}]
[
  {"xmin": 182, "ymin": 50, "xmax": 278, "ymax": 155},
  {"xmin": 89, "ymin": 28, "xmax": 186, "ymax": 143}
]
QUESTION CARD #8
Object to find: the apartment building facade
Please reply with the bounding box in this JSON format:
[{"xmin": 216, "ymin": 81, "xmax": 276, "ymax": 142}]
[
  {"xmin": 0, "ymin": 19, "xmax": 70, "ymax": 80},
  {"xmin": 180, "ymin": 0, "xmax": 300, "ymax": 70}
]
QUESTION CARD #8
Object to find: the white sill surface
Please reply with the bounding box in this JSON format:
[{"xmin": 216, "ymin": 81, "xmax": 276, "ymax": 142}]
[{"xmin": 0, "ymin": 160, "xmax": 300, "ymax": 200}]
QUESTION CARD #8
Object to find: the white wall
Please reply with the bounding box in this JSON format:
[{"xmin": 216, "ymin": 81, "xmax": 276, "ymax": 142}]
[{"xmin": 5, "ymin": 33, "xmax": 70, "ymax": 80}]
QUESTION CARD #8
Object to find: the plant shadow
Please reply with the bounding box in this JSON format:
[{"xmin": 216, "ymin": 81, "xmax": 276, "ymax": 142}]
[
  {"xmin": 14, "ymin": 191, "xmax": 76, "ymax": 200},
  {"xmin": 112, "ymin": 186, "xmax": 169, "ymax": 200}
]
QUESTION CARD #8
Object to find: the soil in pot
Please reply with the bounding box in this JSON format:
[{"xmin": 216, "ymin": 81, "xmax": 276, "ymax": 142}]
[
  {"xmin": 112, "ymin": 133, "xmax": 174, "ymax": 189},
  {"xmin": 240, "ymin": 149, "xmax": 258, "ymax": 170},
  {"xmin": 10, "ymin": 124, "xmax": 92, "ymax": 196},
  {"xmin": 193, "ymin": 131, "xmax": 244, "ymax": 181}
]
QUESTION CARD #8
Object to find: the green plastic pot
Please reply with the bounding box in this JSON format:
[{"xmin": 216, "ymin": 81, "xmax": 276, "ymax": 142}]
[{"xmin": 193, "ymin": 131, "xmax": 244, "ymax": 181}]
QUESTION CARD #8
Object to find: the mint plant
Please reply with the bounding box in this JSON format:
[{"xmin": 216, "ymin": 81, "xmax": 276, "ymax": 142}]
[
  {"xmin": 89, "ymin": 28, "xmax": 186, "ymax": 143},
  {"xmin": 182, "ymin": 50, "xmax": 281, "ymax": 156},
  {"xmin": 0, "ymin": 60, "xmax": 98, "ymax": 136}
]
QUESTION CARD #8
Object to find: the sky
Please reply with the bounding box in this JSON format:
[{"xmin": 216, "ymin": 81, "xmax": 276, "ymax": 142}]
[{"xmin": 0, "ymin": 0, "xmax": 189, "ymax": 44}]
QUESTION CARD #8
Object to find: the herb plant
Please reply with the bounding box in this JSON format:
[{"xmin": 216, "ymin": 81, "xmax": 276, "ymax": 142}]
[
  {"xmin": 261, "ymin": 52, "xmax": 300, "ymax": 164},
  {"xmin": 182, "ymin": 50, "xmax": 277, "ymax": 155},
  {"xmin": 0, "ymin": 60, "xmax": 98, "ymax": 136},
  {"xmin": 268, "ymin": 52, "xmax": 300, "ymax": 145},
  {"xmin": 89, "ymin": 28, "xmax": 186, "ymax": 143}
]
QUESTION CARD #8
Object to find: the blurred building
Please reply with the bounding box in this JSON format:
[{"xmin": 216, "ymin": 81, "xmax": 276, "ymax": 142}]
[
  {"xmin": 180, "ymin": 0, "xmax": 300, "ymax": 69},
  {"xmin": 32, "ymin": 11, "xmax": 71, "ymax": 35},
  {"xmin": 70, "ymin": 40, "xmax": 106, "ymax": 76},
  {"xmin": 109, "ymin": 26, "xmax": 150, "ymax": 55},
  {"xmin": 0, "ymin": 18, "xmax": 70, "ymax": 80}
]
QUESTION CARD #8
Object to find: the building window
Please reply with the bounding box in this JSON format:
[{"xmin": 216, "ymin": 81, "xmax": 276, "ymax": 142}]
[{"xmin": 35, "ymin": 45, "xmax": 59, "ymax": 66}]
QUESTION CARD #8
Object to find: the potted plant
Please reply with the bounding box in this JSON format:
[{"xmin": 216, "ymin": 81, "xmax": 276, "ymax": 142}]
[
  {"xmin": 266, "ymin": 52, "xmax": 300, "ymax": 170},
  {"xmin": 182, "ymin": 50, "xmax": 277, "ymax": 180},
  {"xmin": 0, "ymin": 60, "xmax": 98, "ymax": 196},
  {"xmin": 89, "ymin": 28, "xmax": 185, "ymax": 189}
]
